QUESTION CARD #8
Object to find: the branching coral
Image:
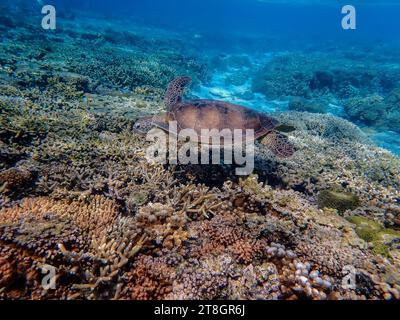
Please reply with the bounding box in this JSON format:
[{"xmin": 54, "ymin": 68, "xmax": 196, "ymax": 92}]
[
  {"xmin": 0, "ymin": 195, "xmax": 144, "ymax": 299},
  {"xmin": 135, "ymin": 202, "xmax": 188, "ymax": 249}
]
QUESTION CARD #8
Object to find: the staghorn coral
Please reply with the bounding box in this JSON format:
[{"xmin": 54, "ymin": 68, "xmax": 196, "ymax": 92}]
[
  {"xmin": 1, "ymin": 167, "xmax": 399, "ymax": 300},
  {"xmin": 2, "ymin": 86, "xmax": 400, "ymax": 301}
]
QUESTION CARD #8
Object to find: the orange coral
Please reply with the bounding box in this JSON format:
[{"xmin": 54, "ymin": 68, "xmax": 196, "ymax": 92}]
[
  {"xmin": 0, "ymin": 256, "xmax": 15, "ymax": 288},
  {"xmin": 229, "ymin": 240, "xmax": 263, "ymax": 265},
  {"xmin": 0, "ymin": 195, "xmax": 119, "ymax": 235},
  {"xmin": 123, "ymin": 255, "xmax": 175, "ymax": 300}
]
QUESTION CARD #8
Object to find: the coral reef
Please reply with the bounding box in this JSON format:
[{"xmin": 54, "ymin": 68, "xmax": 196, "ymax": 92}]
[
  {"xmin": 0, "ymin": 167, "xmax": 34, "ymax": 195},
  {"xmin": 344, "ymin": 95, "xmax": 387, "ymax": 125},
  {"xmin": 346, "ymin": 216, "xmax": 400, "ymax": 258},
  {"xmin": 252, "ymin": 53, "xmax": 400, "ymax": 100},
  {"xmin": 1, "ymin": 7, "xmax": 400, "ymax": 301},
  {"xmin": 252, "ymin": 52, "xmax": 400, "ymax": 135},
  {"xmin": 0, "ymin": 195, "xmax": 144, "ymax": 299}
]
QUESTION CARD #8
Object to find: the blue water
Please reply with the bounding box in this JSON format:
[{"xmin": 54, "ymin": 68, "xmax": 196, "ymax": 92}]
[
  {"xmin": 3, "ymin": 0, "xmax": 400, "ymax": 154},
  {"xmin": 42, "ymin": 0, "xmax": 400, "ymax": 46}
]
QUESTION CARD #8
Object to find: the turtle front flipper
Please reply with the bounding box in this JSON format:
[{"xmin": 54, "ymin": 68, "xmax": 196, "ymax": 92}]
[
  {"xmin": 261, "ymin": 131, "xmax": 295, "ymax": 158},
  {"xmin": 164, "ymin": 76, "xmax": 192, "ymax": 111}
]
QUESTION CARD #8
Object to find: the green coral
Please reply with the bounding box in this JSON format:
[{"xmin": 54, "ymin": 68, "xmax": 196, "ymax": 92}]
[
  {"xmin": 317, "ymin": 189, "xmax": 360, "ymax": 214},
  {"xmin": 344, "ymin": 95, "xmax": 387, "ymax": 125},
  {"xmin": 346, "ymin": 216, "xmax": 400, "ymax": 258},
  {"xmin": 346, "ymin": 216, "xmax": 382, "ymax": 242},
  {"xmin": 372, "ymin": 242, "xmax": 390, "ymax": 257},
  {"xmin": 131, "ymin": 191, "xmax": 148, "ymax": 206}
]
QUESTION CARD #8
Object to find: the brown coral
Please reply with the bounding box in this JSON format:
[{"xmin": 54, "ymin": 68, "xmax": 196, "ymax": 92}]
[
  {"xmin": 135, "ymin": 202, "xmax": 188, "ymax": 249},
  {"xmin": 0, "ymin": 167, "xmax": 33, "ymax": 194},
  {"xmin": 123, "ymin": 255, "xmax": 175, "ymax": 300}
]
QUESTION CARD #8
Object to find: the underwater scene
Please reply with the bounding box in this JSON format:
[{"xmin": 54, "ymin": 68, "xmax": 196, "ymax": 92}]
[{"xmin": 0, "ymin": 0, "xmax": 400, "ymax": 301}]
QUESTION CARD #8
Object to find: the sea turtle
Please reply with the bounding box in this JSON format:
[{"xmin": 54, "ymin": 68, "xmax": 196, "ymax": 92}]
[{"xmin": 134, "ymin": 76, "xmax": 295, "ymax": 158}]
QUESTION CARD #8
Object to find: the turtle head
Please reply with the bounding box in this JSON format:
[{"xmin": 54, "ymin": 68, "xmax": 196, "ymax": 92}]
[
  {"xmin": 133, "ymin": 116, "xmax": 154, "ymax": 134},
  {"xmin": 164, "ymin": 76, "xmax": 192, "ymax": 111},
  {"xmin": 133, "ymin": 113, "xmax": 170, "ymax": 134}
]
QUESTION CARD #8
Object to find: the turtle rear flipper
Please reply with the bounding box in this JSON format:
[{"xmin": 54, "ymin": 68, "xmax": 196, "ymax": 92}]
[{"xmin": 262, "ymin": 131, "xmax": 295, "ymax": 158}]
